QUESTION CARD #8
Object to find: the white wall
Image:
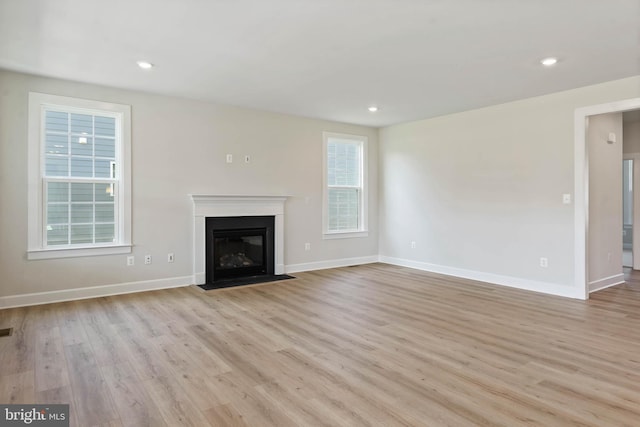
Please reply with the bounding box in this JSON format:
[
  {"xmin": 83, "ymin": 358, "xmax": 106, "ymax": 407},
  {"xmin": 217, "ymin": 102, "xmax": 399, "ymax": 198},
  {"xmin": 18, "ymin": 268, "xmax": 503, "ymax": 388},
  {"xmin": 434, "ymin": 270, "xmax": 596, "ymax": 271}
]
[
  {"xmin": 587, "ymin": 113, "xmax": 623, "ymax": 291},
  {"xmin": 379, "ymin": 76, "xmax": 640, "ymax": 298},
  {"xmin": 0, "ymin": 69, "xmax": 378, "ymax": 303}
]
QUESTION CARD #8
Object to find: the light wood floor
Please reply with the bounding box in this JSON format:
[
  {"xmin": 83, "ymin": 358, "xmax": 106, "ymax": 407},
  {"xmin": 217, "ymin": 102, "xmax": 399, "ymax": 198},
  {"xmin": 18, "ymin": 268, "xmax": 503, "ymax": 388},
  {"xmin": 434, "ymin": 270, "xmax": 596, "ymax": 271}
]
[{"xmin": 2, "ymin": 263, "xmax": 640, "ymax": 426}]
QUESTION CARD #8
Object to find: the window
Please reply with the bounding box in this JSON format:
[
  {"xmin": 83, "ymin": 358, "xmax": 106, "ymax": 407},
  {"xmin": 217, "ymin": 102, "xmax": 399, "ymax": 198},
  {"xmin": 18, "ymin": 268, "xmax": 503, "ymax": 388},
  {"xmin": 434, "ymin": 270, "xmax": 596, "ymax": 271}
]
[
  {"xmin": 323, "ymin": 132, "xmax": 368, "ymax": 238},
  {"xmin": 28, "ymin": 92, "xmax": 132, "ymax": 259}
]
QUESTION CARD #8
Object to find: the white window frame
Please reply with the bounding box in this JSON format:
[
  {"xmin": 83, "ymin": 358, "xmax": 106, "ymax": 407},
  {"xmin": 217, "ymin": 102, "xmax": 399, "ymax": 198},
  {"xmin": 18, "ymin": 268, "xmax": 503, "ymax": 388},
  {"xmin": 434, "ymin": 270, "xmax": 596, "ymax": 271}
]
[
  {"xmin": 322, "ymin": 132, "xmax": 368, "ymax": 239},
  {"xmin": 27, "ymin": 92, "xmax": 132, "ymax": 260}
]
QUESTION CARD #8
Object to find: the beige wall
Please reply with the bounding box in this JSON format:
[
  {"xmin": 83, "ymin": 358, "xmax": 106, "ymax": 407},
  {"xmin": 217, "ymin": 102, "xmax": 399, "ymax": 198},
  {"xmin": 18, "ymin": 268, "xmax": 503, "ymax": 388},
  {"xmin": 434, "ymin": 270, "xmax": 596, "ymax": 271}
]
[
  {"xmin": 379, "ymin": 76, "xmax": 640, "ymax": 296},
  {"xmin": 2, "ymin": 67, "xmax": 639, "ymax": 303},
  {"xmin": 587, "ymin": 113, "xmax": 623, "ymax": 287},
  {"xmin": 0, "ymin": 69, "xmax": 378, "ymax": 299},
  {"xmin": 624, "ymin": 120, "xmax": 640, "ymax": 153}
]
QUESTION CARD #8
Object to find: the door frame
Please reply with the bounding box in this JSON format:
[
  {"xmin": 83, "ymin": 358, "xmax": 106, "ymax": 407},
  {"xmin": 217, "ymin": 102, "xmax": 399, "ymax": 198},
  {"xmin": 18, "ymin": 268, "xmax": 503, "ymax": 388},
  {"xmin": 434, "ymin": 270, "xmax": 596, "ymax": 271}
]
[
  {"xmin": 623, "ymin": 153, "xmax": 640, "ymax": 269},
  {"xmin": 574, "ymin": 98, "xmax": 640, "ymax": 299}
]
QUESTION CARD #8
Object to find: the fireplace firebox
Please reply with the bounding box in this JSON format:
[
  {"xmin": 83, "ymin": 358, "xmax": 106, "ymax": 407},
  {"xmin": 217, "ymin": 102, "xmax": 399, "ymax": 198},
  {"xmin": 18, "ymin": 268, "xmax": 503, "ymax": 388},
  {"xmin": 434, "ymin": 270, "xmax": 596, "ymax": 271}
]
[{"xmin": 206, "ymin": 216, "xmax": 275, "ymax": 286}]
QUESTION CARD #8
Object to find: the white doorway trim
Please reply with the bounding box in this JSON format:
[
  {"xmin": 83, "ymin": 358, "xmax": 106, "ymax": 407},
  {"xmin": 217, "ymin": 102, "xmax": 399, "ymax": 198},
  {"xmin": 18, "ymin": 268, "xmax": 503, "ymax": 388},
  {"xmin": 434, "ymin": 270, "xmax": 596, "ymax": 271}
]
[
  {"xmin": 575, "ymin": 98, "xmax": 640, "ymax": 299},
  {"xmin": 623, "ymin": 153, "xmax": 640, "ymax": 269}
]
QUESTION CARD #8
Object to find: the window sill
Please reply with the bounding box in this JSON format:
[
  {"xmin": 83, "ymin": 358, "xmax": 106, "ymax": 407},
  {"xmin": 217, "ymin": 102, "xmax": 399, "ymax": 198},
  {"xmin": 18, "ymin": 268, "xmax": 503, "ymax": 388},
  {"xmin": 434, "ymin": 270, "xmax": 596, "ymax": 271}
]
[
  {"xmin": 323, "ymin": 231, "xmax": 369, "ymax": 240},
  {"xmin": 27, "ymin": 244, "xmax": 132, "ymax": 260}
]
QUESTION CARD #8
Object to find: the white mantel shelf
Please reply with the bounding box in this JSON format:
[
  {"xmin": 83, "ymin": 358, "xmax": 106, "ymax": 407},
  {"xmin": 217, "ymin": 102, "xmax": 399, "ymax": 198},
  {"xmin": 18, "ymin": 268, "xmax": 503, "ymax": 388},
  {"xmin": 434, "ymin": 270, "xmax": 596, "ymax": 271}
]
[
  {"xmin": 191, "ymin": 195, "xmax": 288, "ymax": 285},
  {"xmin": 191, "ymin": 195, "xmax": 288, "ymax": 216}
]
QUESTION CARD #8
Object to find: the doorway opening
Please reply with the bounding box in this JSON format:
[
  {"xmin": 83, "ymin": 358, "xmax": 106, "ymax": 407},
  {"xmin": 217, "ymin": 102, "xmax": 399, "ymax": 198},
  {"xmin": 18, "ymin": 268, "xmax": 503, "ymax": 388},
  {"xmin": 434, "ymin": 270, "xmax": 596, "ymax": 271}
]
[{"xmin": 575, "ymin": 99, "xmax": 640, "ymax": 299}]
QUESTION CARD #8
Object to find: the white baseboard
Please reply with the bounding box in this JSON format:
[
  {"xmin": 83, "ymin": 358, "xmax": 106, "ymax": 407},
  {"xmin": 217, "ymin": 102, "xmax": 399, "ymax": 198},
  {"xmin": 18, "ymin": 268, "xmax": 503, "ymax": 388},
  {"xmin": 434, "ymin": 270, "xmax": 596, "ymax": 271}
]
[
  {"xmin": 379, "ymin": 256, "xmax": 585, "ymax": 299},
  {"xmin": 1, "ymin": 255, "xmax": 379, "ymax": 308},
  {"xmin": 0, "ymin": 276, "xmax": 194, "ymax": 309},
  {"xmin": 2, "ymin": 254, "xmax": 594, "ymax": 309},
  {"xmin": 589, "ymin": 273, "xmax": 625, "ymax": 293},
  {"xmin": 286, "ymin": 256, "xmax": 378, "ymax": 274}
]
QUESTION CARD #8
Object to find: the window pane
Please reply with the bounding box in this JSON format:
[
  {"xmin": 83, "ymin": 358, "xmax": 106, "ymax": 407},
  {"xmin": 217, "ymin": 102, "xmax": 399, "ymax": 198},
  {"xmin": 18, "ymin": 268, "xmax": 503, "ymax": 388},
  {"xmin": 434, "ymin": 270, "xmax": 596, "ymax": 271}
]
[
  {"xmin": 47, "ymin": 204, "xmax": 69, "ymax": 224},
  {"xmin": 70, "ymin": 113, "xmax": 93, "ymax": 135},
  {"xmin": 95, "ymin": 183, "xmax": 114, "ymax": 201},
  {"xmin": 45, "ymin": 133, "xmax": 69, "ymax": 155},
  {"xmin": 71, "ymin": 157, "xmax": 93, "ymax": 177},
  {"xmin": 95, "ymin": 137, "xmax": 115, "ymax": 158},
  {"xmin": 95, "ymin": 159, "xmax": 112, "ymax": 178},
  {"xmin": 95, "ymin": 116, "xmax": 115, "ymax": 137},
  {"xmin": 45, "ymin": 156, "xmax": 69, "ymax": 176},
  {"xmin": 328, "ymin": 188, "xmax": 359, "ymax": 231},
  {"xmin": 95, "ymin": 223, "xmax": 115, "ymax": 243},
  {"xmin": 95, "ymin": 203, "xmax": 114, "ymax": 223},
  {"xmin": 45, "ymin": 182, "xmax": 116, "ymax": 246},
  {"xmin": 71, "ymin": 204, "xmax": 93, "ymax": 224},
  {"xmin": 45, "ymin": 111, "xmax": 68, "ymax": 132},
  {"xmin": 47, "ymin": 182, "xmax": 69, "ymax": 202},
  {"xmin": 71, "ymin": 224, "xmax": 93, "ymax": 244},
  {"xmin": 71, "ymin": 183, "xmax": 93, "ymax": 202},
  {"xmin": 71, "ymin": 136, "xmax": 93, "ymax": 157},
  {"xmin": 327, "ymin": 141, "xmax": 360, "ymax": 186},
  {"xmin": 47, "ymin": 224, "xmax": 69, "ymax": 246}
]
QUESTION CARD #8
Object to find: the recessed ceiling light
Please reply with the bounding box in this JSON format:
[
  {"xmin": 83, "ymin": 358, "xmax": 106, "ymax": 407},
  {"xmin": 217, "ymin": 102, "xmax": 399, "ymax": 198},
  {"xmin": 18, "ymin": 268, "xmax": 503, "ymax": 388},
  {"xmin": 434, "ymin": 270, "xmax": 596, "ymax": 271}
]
[
  {"xmin": 540, "ymin": 57, "xmax": 558, "ymax": 67},
  {"xmin": 136, "ymin": 61, "xmax": 154, "ymax": 69},
  {"xmin": 368, "ymin": 106, "xmax": 378, "ymax": 112}
]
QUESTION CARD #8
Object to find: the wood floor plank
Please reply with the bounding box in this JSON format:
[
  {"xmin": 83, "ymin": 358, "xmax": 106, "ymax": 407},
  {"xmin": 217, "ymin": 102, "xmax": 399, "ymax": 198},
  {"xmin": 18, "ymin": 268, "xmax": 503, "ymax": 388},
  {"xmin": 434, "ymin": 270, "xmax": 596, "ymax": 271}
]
[
  {"xmin": 203, "ymin": 403, "xmax": 249, "ymax": 427},
  {"xmin": 113, "ymin": 324, "xmax": 174, "ymax": 381},
  {"xmin": 64, "ymin": 342, "xmax": 120, "ymax": 426},
  {"xmin": 0, "ymin": 371, "xmax": 35, "ymax": 404},
  {"xmin": 100, "ymin": 361, "xmax": 166, "ymax": 426},
  {"xmin": 36, "ymin": 386, "xmax": 80, "ymax": 427},
  {"xmin": 54, "ymin": 301, "xmax": 91, "ymax": 346},
  {"xmin": 2, "ymin": 263, "xmax": 640, "ymax": 425},
  {"xmin": 0, "ymin": 307, "xmax": 36, "ymax": 376},
  {"xmin": 209, "ymin": 371, "xmax": 299, "ymax": 427},
  {"xmin": 35, "ymin": 326, "xmax": 70, "ymax": 392},
  {"xmin": 142, "ymin": 375, "xmax": 211, "ymax": 426}
]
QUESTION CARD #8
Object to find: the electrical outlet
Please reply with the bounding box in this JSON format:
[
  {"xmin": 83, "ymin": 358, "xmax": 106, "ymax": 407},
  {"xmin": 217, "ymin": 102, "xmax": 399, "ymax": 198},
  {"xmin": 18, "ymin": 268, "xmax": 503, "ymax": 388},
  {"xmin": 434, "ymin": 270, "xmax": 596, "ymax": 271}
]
[
  {"xmin": 168, "ymin": 253, "xmax": 174, "ymax": 263},
  {"xmin": 304, "ymin": 243, "xmax": 311, "ymax": 251},
  {"xmin": 144, "ymin": 255, "xmax": 152, "ymax": 265},
  {"xmin": 562, "ymin": 194, "xmax": 571, "ymax": 204},
  {"xmin": 127, "ymin": 256, "xmax": 134, "ymax": 266},
  {"xmin": 411, "ymin": 241, "xmax": 416, "ymax": 249},
  {"xmin": 540, "ymin": 257, "xmax": 548, "ymax": 268}
]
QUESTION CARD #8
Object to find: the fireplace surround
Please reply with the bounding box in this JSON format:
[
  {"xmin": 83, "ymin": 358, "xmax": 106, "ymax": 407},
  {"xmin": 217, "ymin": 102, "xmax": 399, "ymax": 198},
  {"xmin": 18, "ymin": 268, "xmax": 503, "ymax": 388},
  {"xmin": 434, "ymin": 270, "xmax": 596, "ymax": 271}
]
[{"xmin": 191, "ymin": 195, "xmax": 287, "ymax": 286}]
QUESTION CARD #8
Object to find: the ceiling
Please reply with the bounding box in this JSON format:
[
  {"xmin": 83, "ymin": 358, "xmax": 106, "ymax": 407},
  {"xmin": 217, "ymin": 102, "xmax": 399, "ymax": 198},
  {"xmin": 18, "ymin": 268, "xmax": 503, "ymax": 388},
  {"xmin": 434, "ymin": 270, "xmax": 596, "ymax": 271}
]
[{"xmin": 1, "ymin": 0, "xmax": 639, "ymax": 127}]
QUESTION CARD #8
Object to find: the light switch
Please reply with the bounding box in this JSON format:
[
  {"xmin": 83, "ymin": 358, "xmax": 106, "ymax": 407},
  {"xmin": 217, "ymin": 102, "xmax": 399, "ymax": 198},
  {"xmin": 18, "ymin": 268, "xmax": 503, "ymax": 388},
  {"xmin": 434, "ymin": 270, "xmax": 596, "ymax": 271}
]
[{"xmin": 563, "ymin": 194, "xmax": 571, "ymax": 204}]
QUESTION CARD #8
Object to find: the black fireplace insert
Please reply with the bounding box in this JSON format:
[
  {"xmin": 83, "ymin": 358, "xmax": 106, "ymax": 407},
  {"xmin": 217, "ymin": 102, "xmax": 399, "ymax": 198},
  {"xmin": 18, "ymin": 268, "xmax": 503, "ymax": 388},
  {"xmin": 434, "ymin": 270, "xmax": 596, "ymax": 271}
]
[{"xmin": 205, "ymin": 216, "xmax": 275, "ymax": 286}]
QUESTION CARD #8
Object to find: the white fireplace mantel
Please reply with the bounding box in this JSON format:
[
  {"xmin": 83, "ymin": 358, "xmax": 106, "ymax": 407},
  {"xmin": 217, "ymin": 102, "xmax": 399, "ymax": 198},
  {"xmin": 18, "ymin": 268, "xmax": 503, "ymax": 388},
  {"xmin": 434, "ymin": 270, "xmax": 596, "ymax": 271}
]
[{"xmin": 191, "ymin": 195, "xmax": 287, "ymax": 284}]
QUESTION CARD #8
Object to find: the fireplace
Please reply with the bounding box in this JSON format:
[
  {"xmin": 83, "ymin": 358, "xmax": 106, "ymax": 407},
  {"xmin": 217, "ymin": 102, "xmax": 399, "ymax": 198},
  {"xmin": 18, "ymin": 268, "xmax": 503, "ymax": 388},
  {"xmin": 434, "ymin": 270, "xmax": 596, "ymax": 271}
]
[
  {"xmin": 191, "ymin": 195, "xmax": 291, "ymax": 290},
  {"xmin": 206, "ymin": 216, "xmax": 274, "ymax": 283}
]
